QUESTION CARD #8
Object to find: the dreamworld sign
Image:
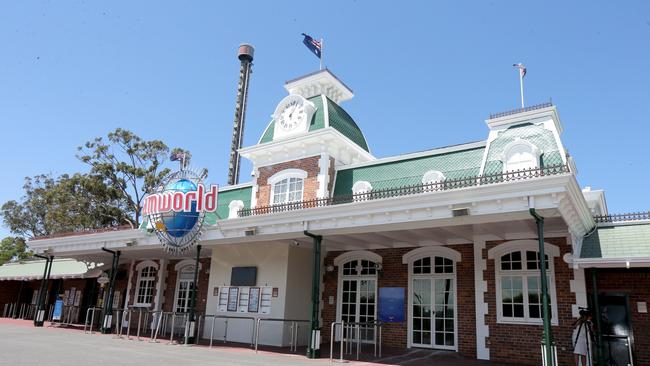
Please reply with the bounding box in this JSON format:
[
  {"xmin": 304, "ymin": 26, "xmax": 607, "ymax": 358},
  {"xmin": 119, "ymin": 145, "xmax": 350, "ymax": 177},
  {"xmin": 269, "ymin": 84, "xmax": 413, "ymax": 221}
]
[{"xmin": 142, "ymin": 169, "xmax": 218, "ymax": 254}]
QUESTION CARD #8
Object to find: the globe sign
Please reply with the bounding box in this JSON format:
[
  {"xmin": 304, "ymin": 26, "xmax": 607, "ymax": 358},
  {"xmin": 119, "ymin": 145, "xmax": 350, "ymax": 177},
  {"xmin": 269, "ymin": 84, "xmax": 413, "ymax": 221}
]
[{"xmin": 142, "ymin": 169, "xmax": 218, "ymax": 255}]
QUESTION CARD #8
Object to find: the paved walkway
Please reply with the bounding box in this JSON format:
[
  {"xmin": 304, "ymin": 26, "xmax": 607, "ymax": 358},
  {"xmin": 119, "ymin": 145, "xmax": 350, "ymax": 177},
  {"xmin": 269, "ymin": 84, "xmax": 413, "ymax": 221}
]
[{"xmin": 0, "ymin": 319, "xmax": 509, "ymax": 366}]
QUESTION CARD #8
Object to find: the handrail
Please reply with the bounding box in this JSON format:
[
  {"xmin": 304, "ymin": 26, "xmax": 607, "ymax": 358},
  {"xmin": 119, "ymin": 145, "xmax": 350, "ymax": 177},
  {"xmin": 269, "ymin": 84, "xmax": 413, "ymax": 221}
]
[
  {"xmin": 329, "ymin": 321, "xmax": 345, "ymax": 363},
  {"xmin": 341, "ymin": 321, "xmax": 383, "ymax": 360},
  {"xmin": 84, "ymin": 307, "xmax": 102, "ymax": 333},
  {"xmin": 254, "ymin": 318, "xmax": 310, "ymax": 353},
  {"xmin": 240, "ymin": 164, "xmax": 570, "ymax": 217}
]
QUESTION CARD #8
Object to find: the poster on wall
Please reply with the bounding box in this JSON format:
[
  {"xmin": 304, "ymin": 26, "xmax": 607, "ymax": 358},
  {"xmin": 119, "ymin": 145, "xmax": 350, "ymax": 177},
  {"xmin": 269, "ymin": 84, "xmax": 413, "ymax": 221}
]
[
  {"xmin": 68, "ymin": 288, "xmax": 76, "ymax": 306},
  {"xmin": 378, "ymin": 287, "xmax": 405, "ymax": 323},
  {"xmin": 248, "ymin": 287, "xmax": 260, "ymax": 313},
  {"xmin": 227, "ymin": 287, "xmax": 239, "ymax": 312}
]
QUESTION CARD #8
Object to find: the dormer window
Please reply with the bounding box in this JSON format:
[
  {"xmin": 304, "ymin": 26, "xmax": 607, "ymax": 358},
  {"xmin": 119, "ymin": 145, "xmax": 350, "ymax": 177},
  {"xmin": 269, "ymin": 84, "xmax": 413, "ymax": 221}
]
[
  {"xmin": 502, "ymin": 139, "xmax": 541, "ymax": 172},
  {"xmin": 268, "ymin": 169, "xmax": 307, "ymax": 205},
  {"xmin": 421, "ymin": 170, "xmax": 446, "ymax": 185}
]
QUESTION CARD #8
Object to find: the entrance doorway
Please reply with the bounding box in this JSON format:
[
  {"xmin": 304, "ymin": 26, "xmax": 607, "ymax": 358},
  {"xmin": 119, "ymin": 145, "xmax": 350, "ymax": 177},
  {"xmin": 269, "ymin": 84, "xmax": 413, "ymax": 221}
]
[
  {"xmin": 410, "ymin": 256, "xmax": 457, "ymax": 350},
  {"xmin": 598, "ymin": 293, "xmax": 635, "ymax": 366},
  {"xmin": 338, "ymin": 259, "xmax": 378, "ymax": 342},
  {"xmin": 174, "ymin": 265, "xmax": 196, "ymax": 313}
]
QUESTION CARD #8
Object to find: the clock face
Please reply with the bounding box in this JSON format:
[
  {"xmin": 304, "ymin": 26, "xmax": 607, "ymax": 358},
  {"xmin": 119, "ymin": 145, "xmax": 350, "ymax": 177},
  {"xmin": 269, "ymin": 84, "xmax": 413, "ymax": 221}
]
[{"xmin": 278, "ymin": 98, "xmax": 306, "ymax": 131}]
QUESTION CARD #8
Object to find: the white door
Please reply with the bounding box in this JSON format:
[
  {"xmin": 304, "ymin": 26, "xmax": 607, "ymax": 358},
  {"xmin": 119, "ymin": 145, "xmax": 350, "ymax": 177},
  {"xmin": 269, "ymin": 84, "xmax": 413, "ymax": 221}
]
[
  {"xmin": 338, "ymin": 260, "xmax": 378, "ymax": 342},
  {"xmin": 174, "ymin": 266, "xmax": 196, "ymax": 313},
  {"xmin": 411, "ymin": 256, "xmax": 457, "ymax": 350}
]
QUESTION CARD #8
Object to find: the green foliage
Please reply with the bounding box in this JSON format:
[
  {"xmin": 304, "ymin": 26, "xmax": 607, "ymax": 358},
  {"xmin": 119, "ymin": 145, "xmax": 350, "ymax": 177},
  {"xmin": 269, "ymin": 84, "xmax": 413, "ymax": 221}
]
[
  {"xmin": 77, "ymin": 128, "xmax": 189, "ymax": 226},
  {"xmin": 1, "ymin": 174, "xmax": 130, "ymax": 238},
  {"xmin": 0, "ymin": 237, "xmax": 30, "ymax": 265}
]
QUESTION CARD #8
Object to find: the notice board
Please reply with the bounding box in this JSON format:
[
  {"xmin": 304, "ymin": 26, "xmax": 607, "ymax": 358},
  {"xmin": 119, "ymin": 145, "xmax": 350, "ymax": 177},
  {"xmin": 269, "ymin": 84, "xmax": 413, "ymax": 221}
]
[{"xmin": 378, "ymin": 287, "xmax": 405, "ymax": 323}]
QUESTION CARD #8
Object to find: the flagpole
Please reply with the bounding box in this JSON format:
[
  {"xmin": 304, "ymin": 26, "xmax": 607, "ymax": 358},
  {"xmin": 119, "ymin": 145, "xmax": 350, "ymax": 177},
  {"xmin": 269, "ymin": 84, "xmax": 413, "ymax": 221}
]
[
  {"xmin": 320, "ymin": 38, "xmax": 323, "ymax": 70},
  {"xmin": 519, "ymin": 70, "xmax": 525, "ymax": 108}
]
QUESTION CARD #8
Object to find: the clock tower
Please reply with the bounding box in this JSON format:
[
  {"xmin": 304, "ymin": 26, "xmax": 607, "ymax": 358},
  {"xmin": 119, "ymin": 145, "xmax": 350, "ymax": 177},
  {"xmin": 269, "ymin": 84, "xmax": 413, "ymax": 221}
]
[{"xmin": 238, "ymin": 69, "xmax": 375, "ymax": 208}]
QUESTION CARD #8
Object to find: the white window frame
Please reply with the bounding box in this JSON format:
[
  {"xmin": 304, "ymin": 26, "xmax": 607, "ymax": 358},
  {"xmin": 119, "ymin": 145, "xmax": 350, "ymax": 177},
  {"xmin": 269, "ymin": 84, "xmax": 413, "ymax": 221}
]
[
  {"xmin": 501, "ymin": 139, "xmax": 542, "ymax": 173},
  {"xmin": 134, "ymin": 260, "xmax": 159, "ymax": 307},
  {"xmin": 403, "ymin": 246, "xmax": 461, "ymax": 351},
  {"xmin": 334, "ymin": 251, "xmax": 382, "ymax": 342},
  {"xmin": 268, "ymin": 169, "xmax": 307, "ymax": 205},
  {"xmin": 488, "ymin": 240, "xmax": 559, "ymax": 325},
  {"xmin": 172, "ymin": 259, "xmax": 202, "ymax": 313}
]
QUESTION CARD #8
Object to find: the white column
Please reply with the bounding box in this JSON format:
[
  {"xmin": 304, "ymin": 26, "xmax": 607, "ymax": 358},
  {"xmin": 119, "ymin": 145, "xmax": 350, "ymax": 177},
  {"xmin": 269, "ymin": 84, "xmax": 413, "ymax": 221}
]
[
  {"xmin": 473, "ymin": 237, "xmax": 490, "ymax": 360},
  {"xmin": 153, "ymin": 259, "xmax": 167, "ymax": 311},
  {"xmin": 123, "ymin": 260, "xmax": 136, "ymax": 306}
]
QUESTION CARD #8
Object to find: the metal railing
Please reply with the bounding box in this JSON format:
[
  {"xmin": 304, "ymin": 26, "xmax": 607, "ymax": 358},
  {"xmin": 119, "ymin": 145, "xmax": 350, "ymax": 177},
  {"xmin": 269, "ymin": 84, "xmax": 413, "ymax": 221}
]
[
  {"xmin": 330, "ymin": 321, "xmax": 345, "ymax": 363},
  {"xmin": 84, "ymin": 307, "xmax": 103, "ymax": 333},
  {"xmin": 202, "ymin": 314, "xmax": 258, "ymax": 348},
  {"xmin": 254, "ymin": 318, "xmax": 310, "ymax": 353},
  {"xmin": 489, "ymin": 101, "xmax": 553, "ymax": 119},
  {"xmin": 239, "ymin": 164, "xmax": 570, "ymax": 217},
  {"xmin": 331, "ymin": 321, "xmax": 382, "ymax": 361},
  {"xmin": 594, "ymin": 211, "xmax": 650, "ymax": 223}
]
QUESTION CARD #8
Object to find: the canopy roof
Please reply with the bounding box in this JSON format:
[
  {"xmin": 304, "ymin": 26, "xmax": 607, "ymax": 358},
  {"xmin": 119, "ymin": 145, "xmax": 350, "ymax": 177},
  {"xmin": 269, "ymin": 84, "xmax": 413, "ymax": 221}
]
[
  {"xmin": 581, "ymin": 221, "xmax": 650, "ymax": 260},
  {"xmin": 0, "ymin": 258, "xmax": 97, "ymax": 281}
]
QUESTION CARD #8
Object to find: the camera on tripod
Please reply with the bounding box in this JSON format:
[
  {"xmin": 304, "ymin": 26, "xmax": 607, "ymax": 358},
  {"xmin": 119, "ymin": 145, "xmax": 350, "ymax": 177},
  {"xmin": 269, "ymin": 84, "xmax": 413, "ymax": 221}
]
[{"xmin": 578, "ymin": 306, "xmax": 592, "ymax": 318}]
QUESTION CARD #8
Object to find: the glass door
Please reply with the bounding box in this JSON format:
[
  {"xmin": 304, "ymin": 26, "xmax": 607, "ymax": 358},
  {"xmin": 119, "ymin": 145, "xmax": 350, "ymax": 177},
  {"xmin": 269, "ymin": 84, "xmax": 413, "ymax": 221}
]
[
  {"xmin": 599, "ymin": 294, "xmax": 634, "ymax": 366},
  {"xmin": 174, "ymin": 266, "xmax": 196, "ymax": 313},
  {"xmin": 412, "ymin": 276, "xmax": 455, "ymax": 349},
  {"xmin": 339, "ymin": 259, "xmax": 378, "ymax": 343}
]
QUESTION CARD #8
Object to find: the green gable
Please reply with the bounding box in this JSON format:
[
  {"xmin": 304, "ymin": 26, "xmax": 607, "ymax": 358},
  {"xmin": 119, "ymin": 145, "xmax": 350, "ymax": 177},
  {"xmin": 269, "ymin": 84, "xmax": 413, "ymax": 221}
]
[
  {"xmin": 333, "ymin": 145, "xmax": 484, "ymax": 196},
  {"xmin": 581, "ymin": 222, "xmax": 650, "ymax": 259}
]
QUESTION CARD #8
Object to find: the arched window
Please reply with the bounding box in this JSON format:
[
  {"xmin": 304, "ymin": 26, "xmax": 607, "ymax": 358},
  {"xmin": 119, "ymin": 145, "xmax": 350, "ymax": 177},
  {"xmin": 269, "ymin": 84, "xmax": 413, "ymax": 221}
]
[
  {"xmin": 502, "ymin": 139, "xmax": 541, "ymax": 172},
  {"xmin": 488, "ymin": 240, "xmax": 559, "ymax": 324},
  {"xmin": 268, "ymin": 169, "xmax": 307, "ymax": 205},
  {"xmin": 134, "ymin": 262, "xmax": 158, "ymax": 306},
  {"xmin": 403, "ymin": 247, "xmax": 461, "ymax": 350}
]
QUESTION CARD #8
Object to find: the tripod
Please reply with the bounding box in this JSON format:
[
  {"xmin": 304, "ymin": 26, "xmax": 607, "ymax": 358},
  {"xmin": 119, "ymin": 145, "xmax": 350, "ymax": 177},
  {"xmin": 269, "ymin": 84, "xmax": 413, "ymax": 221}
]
[{"xmin": 573, "ymin": 318, "xmax": 594, "ymax": 366}]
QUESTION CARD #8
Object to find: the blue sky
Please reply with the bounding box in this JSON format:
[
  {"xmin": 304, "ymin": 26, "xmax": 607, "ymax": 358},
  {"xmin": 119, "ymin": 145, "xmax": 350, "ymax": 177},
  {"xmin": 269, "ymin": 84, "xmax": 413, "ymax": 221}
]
[{"xmin": 1, "ymin": 1, "xmax": 649, "ymax": 238}]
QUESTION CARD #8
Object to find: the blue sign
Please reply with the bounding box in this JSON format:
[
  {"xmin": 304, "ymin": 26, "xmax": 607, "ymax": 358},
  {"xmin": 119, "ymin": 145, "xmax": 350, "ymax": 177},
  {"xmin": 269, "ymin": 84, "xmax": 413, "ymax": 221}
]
[
  {"xmin": 52, "ymin": 299, "xmax": 64, "ymax": 321},
  {"xmin": 378, "ymin": 287, "xmax": 405, "ymax": 323}
]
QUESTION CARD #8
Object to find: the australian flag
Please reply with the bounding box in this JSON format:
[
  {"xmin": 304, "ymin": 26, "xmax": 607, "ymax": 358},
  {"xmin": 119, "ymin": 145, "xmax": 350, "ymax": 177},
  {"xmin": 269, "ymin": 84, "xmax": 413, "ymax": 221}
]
[{"xmin": 302, "ymin": 33, "xmax": 322, "ymax": 59}]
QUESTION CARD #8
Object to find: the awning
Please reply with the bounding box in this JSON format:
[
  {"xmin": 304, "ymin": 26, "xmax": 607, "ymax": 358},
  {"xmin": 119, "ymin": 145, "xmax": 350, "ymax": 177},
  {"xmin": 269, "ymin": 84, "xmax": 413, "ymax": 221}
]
[
  {"xmin": 576, "ymin": 221, "xmax": 650, "ymax": 268},
  {"xmin": 0, "ymin": 259, "xmax": 100, "ymax": 281}
]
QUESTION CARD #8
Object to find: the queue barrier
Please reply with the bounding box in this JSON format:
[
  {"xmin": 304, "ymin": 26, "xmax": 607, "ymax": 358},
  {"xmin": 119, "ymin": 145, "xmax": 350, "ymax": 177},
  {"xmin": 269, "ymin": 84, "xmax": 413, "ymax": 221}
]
[
  {"xmin": 254, "ymin": 317, "xmax": 310, "ymax": 353},
  {"xmin": 329, "ymin": 321, "xmax": 345, "ymax": 363},
  {"xmin": 84, "ymin": 307, "xmax": 103, "ymax": 333},
  {"xmin": 51, "ymin": 305, "xmax": 81, "ymax": 326},
  {"xmin": 333, "ymin": 320, "xmax": 382, "ymax": 361},
  {"xmin": 200, "ymin": 314, "xmax": 258, "ymax": 348}
]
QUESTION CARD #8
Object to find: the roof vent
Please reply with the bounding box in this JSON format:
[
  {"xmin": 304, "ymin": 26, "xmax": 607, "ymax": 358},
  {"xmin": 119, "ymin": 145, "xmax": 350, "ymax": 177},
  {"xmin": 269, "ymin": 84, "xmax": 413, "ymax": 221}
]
[{"xmin": 452, "ymin": 208, "xmax": 470, "ymax": 217}]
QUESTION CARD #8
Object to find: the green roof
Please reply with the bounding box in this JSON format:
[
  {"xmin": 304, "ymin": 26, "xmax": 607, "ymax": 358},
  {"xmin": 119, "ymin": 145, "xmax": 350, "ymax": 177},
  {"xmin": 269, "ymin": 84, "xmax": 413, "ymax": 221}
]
[
  {"xmin": 205, "ymin": 185, "xmax": 252, "ymax": 224},
  {"xmin": 581, "ymin": 222, "xmax": 650, "ymax": 259},
  {"xmin": 333, "ymin": 145, "xmax": 485, "ymax": 195},
  {"xmin": 258, "ymin": 95, "xmax": 369, "ymax": 152},
  {"xmin": 483, "ymin": 123, "xmax": 563, "ymax": 175}
]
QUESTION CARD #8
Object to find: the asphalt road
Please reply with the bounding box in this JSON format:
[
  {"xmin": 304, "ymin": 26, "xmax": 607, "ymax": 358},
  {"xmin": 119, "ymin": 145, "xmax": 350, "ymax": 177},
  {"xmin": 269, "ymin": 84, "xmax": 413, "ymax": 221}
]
[
  {"xmin": 0, "ymin": 319, "xmax": 506, "ymax": 366},
  {"xmin": 0, "ymin": 320, "xmax": 328, "ymax": 366}
]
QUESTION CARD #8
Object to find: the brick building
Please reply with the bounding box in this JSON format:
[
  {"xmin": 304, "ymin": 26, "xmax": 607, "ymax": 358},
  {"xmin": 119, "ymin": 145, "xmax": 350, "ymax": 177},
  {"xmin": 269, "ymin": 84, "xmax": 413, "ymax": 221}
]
[{"xmin": 2, "ymin": 69, "xmax": 647, "ymax": 365}]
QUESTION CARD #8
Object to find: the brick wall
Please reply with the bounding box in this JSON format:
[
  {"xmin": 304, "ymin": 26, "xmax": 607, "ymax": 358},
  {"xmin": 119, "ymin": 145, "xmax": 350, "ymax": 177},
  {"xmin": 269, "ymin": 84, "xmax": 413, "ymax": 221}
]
[
  {"xmin": 321, "ymin": 245, "xmax": 476, "ymax": 358},
  {"xmin": 256, "ymin": 156, "xmax": 322, "ymax": 206},
  {"xmin": 483, "ymin": 237, "xmax": 575, "ymax": 366},
  {"xmin": 586, "ymin": 268, "xmax": 650, "ymax": 366},
  {"xmin": 0, "ymin": 280, "xmax": 22, "ymax": 306}
]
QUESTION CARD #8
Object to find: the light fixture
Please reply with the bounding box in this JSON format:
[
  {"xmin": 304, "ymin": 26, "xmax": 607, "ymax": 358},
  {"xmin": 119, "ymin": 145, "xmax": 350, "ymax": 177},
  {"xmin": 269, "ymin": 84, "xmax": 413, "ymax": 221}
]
[
  {"xmin": 97, "ymin": 272, "xmax": 110, "ymax": 286},
  {"xmin": 326, "ymin": 265, "xmax": 335, "ymax": 272}
]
